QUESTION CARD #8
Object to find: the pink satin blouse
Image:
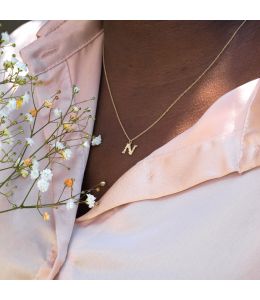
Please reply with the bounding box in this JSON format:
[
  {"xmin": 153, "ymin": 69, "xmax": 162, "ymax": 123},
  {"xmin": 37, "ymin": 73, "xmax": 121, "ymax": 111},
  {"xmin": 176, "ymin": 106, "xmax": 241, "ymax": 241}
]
[{"xmin": 1, "ymin": 20, "xmax": 260, "ymax": 279}]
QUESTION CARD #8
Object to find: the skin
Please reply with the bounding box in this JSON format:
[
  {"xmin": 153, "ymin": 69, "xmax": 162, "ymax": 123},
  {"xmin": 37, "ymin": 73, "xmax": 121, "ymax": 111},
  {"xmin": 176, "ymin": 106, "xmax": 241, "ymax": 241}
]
[{"xmin": 77, "ymin": 20, "xmax": 260, "ymax": 218}]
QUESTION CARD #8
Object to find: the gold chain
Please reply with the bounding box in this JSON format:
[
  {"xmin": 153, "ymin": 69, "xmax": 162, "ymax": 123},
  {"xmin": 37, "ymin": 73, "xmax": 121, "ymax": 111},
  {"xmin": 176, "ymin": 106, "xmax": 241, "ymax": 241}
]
[{"xmin": 102, "ymin": 21, "xmax": 246, "ymax": 155}]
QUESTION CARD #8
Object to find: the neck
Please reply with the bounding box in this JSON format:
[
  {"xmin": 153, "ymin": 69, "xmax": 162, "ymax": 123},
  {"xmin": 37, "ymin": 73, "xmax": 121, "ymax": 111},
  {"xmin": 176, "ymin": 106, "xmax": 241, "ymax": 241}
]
[
  {"xmin": 101, "ymin": 21, "xmax": 245, "ymax": 134},
  {"xmin": 102, "ymin": 20, "xmax": 241, "ymax": 86}
]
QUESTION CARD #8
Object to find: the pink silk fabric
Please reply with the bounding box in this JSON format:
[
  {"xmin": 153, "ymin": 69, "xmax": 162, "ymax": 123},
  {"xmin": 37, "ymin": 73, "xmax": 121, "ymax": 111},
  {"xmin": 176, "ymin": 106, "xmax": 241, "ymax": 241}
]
[{"xmin": 1, "ymin": 21, "xmax": 260, "ymax": 279}]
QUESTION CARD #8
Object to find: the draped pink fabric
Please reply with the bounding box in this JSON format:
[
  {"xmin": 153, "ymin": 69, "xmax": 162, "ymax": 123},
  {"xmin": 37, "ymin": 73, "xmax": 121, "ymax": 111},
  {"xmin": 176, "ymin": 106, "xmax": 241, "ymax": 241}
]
[{"xmin": 1, "ymin": 21, "xmax": 260, "ymax": 279}]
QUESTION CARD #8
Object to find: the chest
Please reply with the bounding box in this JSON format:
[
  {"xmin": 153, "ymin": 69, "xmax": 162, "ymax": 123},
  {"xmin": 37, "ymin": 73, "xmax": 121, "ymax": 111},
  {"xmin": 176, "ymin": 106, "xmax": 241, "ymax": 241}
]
[
  {"xmin": 77, "ymin": 69, "xmax": 228, "ymax": 217},
  {"xmin": 77, "ymin": 25, "xmax": 260, "ymax": 218}
]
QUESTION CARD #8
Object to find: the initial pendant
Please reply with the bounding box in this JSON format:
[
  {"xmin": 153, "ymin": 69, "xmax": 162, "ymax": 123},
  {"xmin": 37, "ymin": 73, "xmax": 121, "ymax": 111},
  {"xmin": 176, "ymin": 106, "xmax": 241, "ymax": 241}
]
[{"xmin": 122, "ymin": 141, "xmax": 138, "ymax": 156}]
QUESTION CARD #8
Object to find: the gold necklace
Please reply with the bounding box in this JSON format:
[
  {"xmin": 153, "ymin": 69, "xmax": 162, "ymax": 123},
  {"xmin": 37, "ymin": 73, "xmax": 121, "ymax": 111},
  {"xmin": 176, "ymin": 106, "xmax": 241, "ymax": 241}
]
[{"xmin": 102, "ymin": 21, "xmax": 246, "ymax": 156}]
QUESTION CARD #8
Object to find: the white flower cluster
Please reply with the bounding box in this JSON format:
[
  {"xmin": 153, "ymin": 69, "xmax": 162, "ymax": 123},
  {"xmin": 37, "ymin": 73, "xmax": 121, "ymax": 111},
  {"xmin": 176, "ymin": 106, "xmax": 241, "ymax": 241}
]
[
  {"xmin": 28, "ymin": 159, "xmax": 53, "ymax": 193},
  {"xmin": 86, "ymin": 193, "xmax": 96, "ymax": 208},
  {"xmin": 73, "ymin": 85, "xmax": 80, "ymax": 94},
  {"xmin": 25, "ymin": 137, "xmax": 34, "ymax": 147},
  {"xmin": 62, "ymin": 148, "xmax": 72, "ymax": 160},
  {"xmin": 50, "ymin": 141, "xmax": 72, "ymax": 161},
  {"xmin": 11, "ymin": 56, "xmax": 28, "ymax": 74},
  {"xmin": 0, "ymin": 46, "xmax": 102, "ymax": 220},
  {"xmin": 82, "ymin": 134, "xmax": 102, "ymax": 149},
  {"xmin": 66, "ymin": 193, "xmax": 96, "ymax": 211},
  {"xmin": 91, "ymin": 134, "xmax": 102, "ymax": 146},
  {"xmin": 30, "ymin": 159, "xmax": 40, "ymax": 179},
  {"xmin": 0, "ymin": 91, "xmax": 30, "ymax": 120},
  {"xmin": 54, "ymin": 141, "xmax": 65, "ymax": 150},
  {"xmin": 37, "ymin": 168, "xmax": 53, "ymax": 193},
  {"xmin": 66, "ymin": 198, "xmax": 75, "ymax": 210},
  {"xmin": 54, "ymin": 108, "xmax": 62, "ymax": 118},
  {"xmin": 25, "ymin": 113, "xmax": 34, "ymax": 123}
]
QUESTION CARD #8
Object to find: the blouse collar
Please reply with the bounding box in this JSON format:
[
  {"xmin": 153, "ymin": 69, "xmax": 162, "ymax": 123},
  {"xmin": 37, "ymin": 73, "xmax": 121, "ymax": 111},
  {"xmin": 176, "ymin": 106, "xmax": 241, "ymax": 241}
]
[
  {"xmin": 20, "ymin": 20, "xmax": 103, "ymax": 75},
  {"xmin": 19, "ymin": 21, "xmax": 260, "ymax": 225},
  {"xmin": 76, "ymin": 77, "xmax": 260, "ymax": 224}
]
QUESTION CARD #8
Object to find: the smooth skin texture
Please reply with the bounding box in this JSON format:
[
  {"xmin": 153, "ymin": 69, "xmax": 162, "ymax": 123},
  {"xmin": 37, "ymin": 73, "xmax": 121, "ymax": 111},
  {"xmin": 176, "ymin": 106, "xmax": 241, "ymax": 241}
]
[{"xmin": 78, "ymin": 20, "xmax": 260, "ymax": 217}]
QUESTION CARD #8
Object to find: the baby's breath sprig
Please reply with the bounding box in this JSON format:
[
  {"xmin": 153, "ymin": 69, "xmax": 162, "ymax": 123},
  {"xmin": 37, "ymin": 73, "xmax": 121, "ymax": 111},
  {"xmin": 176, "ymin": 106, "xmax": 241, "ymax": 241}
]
[{"xmin": 0, "ymin": 31, "xmax": 105, "ymax": 221}]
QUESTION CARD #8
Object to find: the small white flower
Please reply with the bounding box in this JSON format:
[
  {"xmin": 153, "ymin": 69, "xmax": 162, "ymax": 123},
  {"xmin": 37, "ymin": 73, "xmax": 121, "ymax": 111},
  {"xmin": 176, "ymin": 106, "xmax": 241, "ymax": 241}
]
[
  {"xmin": 6, "ymin": 98, "xmax": 16, "ymax": 112},
  {"xmin": 43, "ymin": 99, "xmax": 53, "ymax": 108},
  {"xmin": 30, "ymin": 159, "xmax": 40, "ymax": 179},
  {"xmin": 25, "ymin": 113, "xmax": 34, "ymax": 123},
  {"xmin": 25, "ymin": 137, "xmax": 34, "ymax": 146},
  {"xmin": 86, "ymin": 193, "xmax": 96, "ymax": 208},
  {"xmin": 62, "ymin": 148, "xmax": 72, "ymax": 160},
  {"xmin": 53, "ymin": 108, "xmax": 62, "ymax": 118},
  {"xmin": 31, "ymin": 159, "xmax": 39, "ymax": 170},
  {"xmin": 30, "ymin": 168, "xmax": 39, "ymax": 179},
  {"xmin": 91, "ymin": 134, "xmax": 102, "ymax": 146},
  {"xmin": 16, "ymin": 61, "xmax": 28, "ymax": 73},
  {"xmin": 22, "ymin": 92, "xmax": 30, "ymax": 104},
  {"xmin": 40, "ymin": 168, "xmax": 53, "ymax": 182},
  {"xmin": 73, "ymin": 85, "xmax": 80, "ymax": 94},
  {"xmin": 55, "ymin": 141, "xmax": 65, "ymax": 150},
  {"xmin": 83, "ymin": 140, "xmax": 90, "ymax": 148},
  {"xmin": 1, "ymin": 32, "xmax": 10, "ymax": 45},
  {"xmin": 20, "ymin": 169, "xmax": 29, "ymax": 178},
  {"xmin": 37, "ymin": 179, "xmax": 49, "ymax": 193},
  {"xmin": 72, "ymin": 106, "xmax": 79, "ymax": 112},
  {"xmin": 66, "ymin": 198, "xmax": 76, "ymax": 210}
]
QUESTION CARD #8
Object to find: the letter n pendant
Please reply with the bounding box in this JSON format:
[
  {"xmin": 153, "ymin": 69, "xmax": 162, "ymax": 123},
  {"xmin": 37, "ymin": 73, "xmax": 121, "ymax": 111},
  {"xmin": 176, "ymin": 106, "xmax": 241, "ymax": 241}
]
[{"xmin": 122, "ymin": 140, "xmax": 138, "ymax": 156}]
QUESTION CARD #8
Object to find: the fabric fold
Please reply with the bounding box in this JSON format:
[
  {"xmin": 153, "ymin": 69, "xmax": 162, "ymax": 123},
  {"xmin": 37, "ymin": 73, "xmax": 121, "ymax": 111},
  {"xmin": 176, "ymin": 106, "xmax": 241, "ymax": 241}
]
[
  {"xmin": 20, "ymin": 20, "xmax": 103, "ymax": 76},
  {"xmin": 12, "ymin": 20, "xmax": 104, "ymax": 279},
  {"xmin": 2, "ymin": 20, "xmax": 260, "ymax": 279},
  {"xmin": 76, "ymin": 78, "xmax": 260, "ymax": 224}
]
